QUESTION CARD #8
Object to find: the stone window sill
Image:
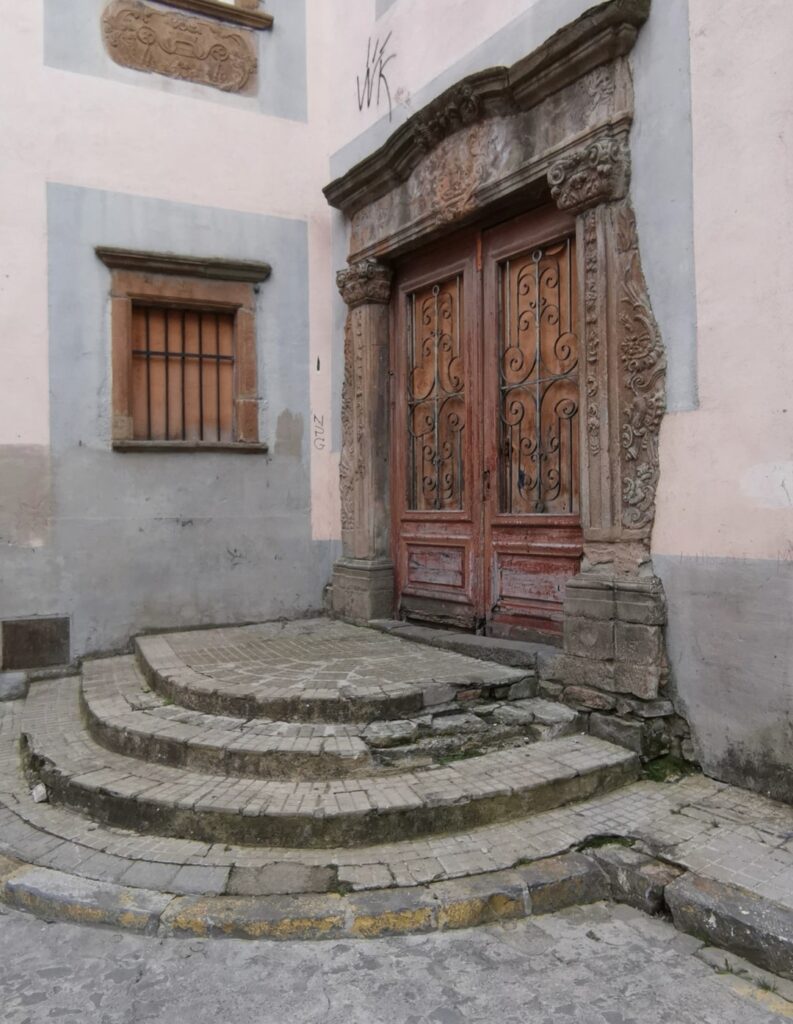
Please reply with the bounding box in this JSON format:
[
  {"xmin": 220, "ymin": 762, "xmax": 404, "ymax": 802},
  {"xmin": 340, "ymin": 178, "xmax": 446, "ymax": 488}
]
[
  {"xmin": 113, "ymin": 441, "xmax": 269, "ymax": 454},
  {"xmin": 153, "ymin": 0, "xmax": 273, "ymax": 30}
]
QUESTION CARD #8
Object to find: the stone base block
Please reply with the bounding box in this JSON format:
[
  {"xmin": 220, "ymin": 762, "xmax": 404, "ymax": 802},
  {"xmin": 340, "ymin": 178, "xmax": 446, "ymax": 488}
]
[
  {"xmin": 613, "ymin": 662, "xmax": 663, "ymax": 700},
  {"xmin": 516, "ymin": 853, "xmax": 610, "ymax": 915},
  {"xmin": 331, "ymin": 558, "xmax": 394, "ymax": 622},
  {"xmin": 666, "ymin": 873, "xmax": 793, "ymax": 981},
  {"xmin": 591, "ymin": 845, "xmax": 682, "ymax": 915},
  {"xmin": 564, "ymin": 616, "xmax": 614, "ymax": 660},
  {"xmin": 563, "ymin": 573, "xmax": 667, "ymax": 627},
  {"xmin": 615, "ymin": 621, "xmax": 664, "ymax": 666},
  {"xmin": 564, "ymin": 575, "xmax": 616, "ymax": 620},
  {"xmin": 562, "ymin": 686, "xmax": 617, "ymax": 712},
  {"xmin": 614, "ymin": 577, "xmax": 667, "ymax": 626},
  {"xmin": 589, "ymin": 713, "xmax": 670, "ymax": 758}
]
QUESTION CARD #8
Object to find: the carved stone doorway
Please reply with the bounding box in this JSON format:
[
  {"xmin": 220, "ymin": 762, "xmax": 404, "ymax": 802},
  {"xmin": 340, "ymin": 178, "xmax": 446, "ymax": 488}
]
[
  {"xmin": 325, "ymin": 1, "xmax": 676, "ymax": 740},
  {"xmin": 391, "ymin": 208, "xmax": 584, "ymax": 640}
]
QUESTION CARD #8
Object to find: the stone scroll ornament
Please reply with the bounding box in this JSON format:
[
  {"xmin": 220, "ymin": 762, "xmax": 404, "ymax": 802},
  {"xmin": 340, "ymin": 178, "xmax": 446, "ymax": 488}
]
[
  {"xmin": 336, "ymin": 259, "xmax": 392, "ymax": 309},
  {"xmin": 102, "ymin": 0, "xmax": 257, "ymax": 93}
]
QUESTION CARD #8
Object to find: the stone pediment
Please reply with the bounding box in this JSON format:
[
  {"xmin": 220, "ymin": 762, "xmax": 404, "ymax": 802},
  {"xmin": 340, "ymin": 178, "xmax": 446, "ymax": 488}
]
[{"xmin": 324, "ymin": 0, "xmax": 650, "ymax": 218}]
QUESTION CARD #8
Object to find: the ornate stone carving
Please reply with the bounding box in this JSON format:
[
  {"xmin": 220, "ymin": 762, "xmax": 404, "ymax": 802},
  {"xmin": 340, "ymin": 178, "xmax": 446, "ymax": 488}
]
[
  {"xmin": 581, "ymin": 209, "xmax": 601, "ymax": 456},
  {"xmin": 338, "ymin": 313, "xmax": 360, "ymax": 534},
  {"xmin": 337, "ymin": 264, "xmax": 391, "ymax": 539},
  {"xmin": 336, "ymin": 259, "xmax": 393, "ymax": 309},
  {"xmin": 548, "ymin": 132, "xmax": 630, "ymax": 214},
  {"xmin": 614, "ymin": 201, "xmax": 666, "ymax": 531},
  {"xmin": 412, "ymin": 84, "xmax": 481, "ymax": 153},
  {"xmin": 101, "ymin": 0, "xmax": 257, "ymax": 94},
  {"xmin": 584, "ymin": 66, "xmax": 616, "ymax": 119}
]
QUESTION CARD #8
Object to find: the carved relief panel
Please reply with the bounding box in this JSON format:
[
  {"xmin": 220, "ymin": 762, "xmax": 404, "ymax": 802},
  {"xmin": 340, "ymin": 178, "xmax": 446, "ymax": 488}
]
[{"xmin": 102, "ymin": 0, "xmax": 258, "ymax": 94}]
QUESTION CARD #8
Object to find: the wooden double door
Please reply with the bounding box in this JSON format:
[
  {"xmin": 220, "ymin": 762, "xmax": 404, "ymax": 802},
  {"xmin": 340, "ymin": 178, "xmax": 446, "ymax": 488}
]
[{"xmin": 391, "ymin": 206, "xmax": 584, "ymax": 639}]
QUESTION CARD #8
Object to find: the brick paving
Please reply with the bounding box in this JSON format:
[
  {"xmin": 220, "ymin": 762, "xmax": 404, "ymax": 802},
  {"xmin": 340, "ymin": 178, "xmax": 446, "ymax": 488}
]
[
  {"xmin": 138, "ymin": 619, "xmax": 531, "ymax": 722},
  {"xmin": 1, "ymin": 681, "xmax": 791, "ymax": 909},
  {"xmin": 82, "ymin": 654, "xmax": 581, "ymax": 777},
  {"xmin": 0, "ymin": 616, "xmax": 791, "ymax": 932},
  {"xmin": 19, "ymin": 676, "xmax": 636, "ymax": 848}
]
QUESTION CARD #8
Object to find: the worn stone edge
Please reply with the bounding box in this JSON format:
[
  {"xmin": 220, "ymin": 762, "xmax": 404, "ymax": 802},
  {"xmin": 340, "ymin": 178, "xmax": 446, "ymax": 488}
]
[
  {"xmin": 1, "ymin": 845, "xmax": 791, "ymax": 981},
  {"xmin": 0, "ymin": 851, "xmax": 605, "ymax": 940}
]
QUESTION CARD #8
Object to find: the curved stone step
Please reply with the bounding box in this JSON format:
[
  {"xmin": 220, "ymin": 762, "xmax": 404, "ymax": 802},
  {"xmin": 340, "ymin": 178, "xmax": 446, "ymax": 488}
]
[
  {"xmin": 81, "ymin": 657, "xmax": 372, "ymax": 780},
  {"xmin": 134, "ymin": 620, "xmax": 534, "ymax": 723},
  {"xmin": 81, "ymin": 655, "xmax": 582, "ymax": 779},
  {"xmin": 22, "ymin": 678, "xmax": 638, "ymax": 849}
]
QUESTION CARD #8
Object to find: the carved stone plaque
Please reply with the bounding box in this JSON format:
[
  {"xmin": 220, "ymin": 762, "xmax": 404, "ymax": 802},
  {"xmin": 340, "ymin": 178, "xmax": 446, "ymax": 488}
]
[{"xmin": 102, "ymin": 0, "xmax": 257, "ymax": 94}]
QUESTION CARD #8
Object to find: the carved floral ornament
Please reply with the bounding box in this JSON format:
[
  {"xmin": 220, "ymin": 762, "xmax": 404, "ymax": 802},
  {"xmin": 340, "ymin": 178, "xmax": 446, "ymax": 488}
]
[
  {"xmin": 337, "ymin": 259, "xmax": 393, "ymax": 309},
  {"xmin": 101, "ymin": 0, "xmax": 258, "ymax": 94},
  {"xmin": 615, "ymin": 202, "xmax": 666, "ymax": 531}
]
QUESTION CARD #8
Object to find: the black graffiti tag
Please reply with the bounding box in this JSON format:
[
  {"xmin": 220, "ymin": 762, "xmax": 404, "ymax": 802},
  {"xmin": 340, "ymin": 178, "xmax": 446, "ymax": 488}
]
[{"xmin": 357, "ymin": 33, "xmax": 396, "ymax": 121}]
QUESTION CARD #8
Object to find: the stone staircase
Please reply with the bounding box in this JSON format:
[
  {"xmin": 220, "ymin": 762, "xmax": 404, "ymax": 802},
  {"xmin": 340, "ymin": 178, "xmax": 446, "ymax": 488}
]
[
  {"xmin": 19, "ymin": 620, "xmax": 637, "ymax": 851},
  {"xmin": 2, "ymin": 619, "xmax": 791, "ymax": 970}
]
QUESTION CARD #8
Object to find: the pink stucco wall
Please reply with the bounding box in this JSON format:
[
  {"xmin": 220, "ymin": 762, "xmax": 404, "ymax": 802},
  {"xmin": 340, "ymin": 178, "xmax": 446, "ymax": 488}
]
[
  {"xmin": 653, "ymin": 0, "xmax": 793, "ymax": 562},
  {"xmin": 2, "ymin": 0, "xmax": 790, "ymax": 562}
]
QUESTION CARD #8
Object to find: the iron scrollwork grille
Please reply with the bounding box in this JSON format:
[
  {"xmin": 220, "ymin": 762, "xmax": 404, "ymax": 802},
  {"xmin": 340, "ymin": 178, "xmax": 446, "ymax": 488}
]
[
  {"xmin": 497, "ymin": 238, "xmax": 580, "ymax": 515},
  {"xmin": 405, "ymin": 275, "xmax": 466, "ymax": 511}
]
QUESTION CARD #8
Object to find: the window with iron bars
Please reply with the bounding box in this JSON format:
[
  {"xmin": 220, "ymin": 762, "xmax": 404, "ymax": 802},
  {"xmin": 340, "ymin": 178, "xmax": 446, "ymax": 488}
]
[{"xmin": 96, "ymin": 247, "xmax": 270, "ymax": 453}]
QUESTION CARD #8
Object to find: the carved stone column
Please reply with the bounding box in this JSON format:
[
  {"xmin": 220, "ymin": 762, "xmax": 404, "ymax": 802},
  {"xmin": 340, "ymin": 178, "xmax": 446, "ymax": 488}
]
[
  {"xmin": 331, "ymin": 259, "xmax": 394, "ymax": 621},
  {"xmin": 545, "ymin": 130, "xmax": 672, "ymax": 754}
]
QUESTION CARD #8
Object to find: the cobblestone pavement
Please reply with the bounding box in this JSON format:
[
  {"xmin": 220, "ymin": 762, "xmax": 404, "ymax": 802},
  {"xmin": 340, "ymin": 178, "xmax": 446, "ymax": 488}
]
[{"xmin": 1, "ymin": 900, "xmax": 790, "ymax": 1024}]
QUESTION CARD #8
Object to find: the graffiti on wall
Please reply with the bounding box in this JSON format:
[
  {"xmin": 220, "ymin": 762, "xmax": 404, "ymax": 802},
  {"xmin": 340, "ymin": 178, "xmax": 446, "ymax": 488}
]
[{"xmin": 357, "ymin": 32, "xmax": 396, "ymax": 121}]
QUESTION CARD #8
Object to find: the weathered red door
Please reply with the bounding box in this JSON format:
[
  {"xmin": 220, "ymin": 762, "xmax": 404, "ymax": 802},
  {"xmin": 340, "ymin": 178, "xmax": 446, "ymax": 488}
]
[
  {"xmin": 391, "ymin": 231, "xmax": 483, "ymax": 630},
  {"xmin": 392, "ymin": 207, "xmax": 583, "ymax": 639}
]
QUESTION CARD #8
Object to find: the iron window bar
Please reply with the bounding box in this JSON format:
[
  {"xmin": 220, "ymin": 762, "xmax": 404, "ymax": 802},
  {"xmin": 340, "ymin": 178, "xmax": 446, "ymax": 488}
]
[{"xmin": 133, "ymin": 306, "xmax": 234, "ymax": 443}]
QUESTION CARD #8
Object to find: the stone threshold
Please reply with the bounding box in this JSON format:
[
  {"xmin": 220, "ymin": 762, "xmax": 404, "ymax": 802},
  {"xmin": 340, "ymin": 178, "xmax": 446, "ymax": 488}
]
[{"xmin": 367, "ymin": 619, "xmax": 561, "ymax": 670}]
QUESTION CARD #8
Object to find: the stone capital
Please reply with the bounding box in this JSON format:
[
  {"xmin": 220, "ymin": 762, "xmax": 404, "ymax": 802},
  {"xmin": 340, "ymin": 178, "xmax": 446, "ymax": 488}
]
[
  {"xmin": 336, "ymin": 259, "xmax": 393, "ymax": 309},
  {"xmin": 548, "ymin": 131, "xmax": 630, "ymax": 215}
]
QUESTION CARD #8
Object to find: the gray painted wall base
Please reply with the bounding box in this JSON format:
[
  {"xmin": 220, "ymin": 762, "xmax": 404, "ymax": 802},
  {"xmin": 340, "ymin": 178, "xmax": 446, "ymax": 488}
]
[
  {"xmin": 0, "ymin": 183, "xmax": 337, "ymax": 660},
  {"xmin": 656, "ymin": 554, "xmax": 793, "ymax": 804}
]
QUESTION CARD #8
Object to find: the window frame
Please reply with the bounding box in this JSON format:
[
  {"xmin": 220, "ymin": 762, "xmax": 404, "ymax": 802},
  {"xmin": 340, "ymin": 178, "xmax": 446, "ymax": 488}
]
[{"xmin": 97, "ymin": 247, "xmax": 270, "ymax": 453}]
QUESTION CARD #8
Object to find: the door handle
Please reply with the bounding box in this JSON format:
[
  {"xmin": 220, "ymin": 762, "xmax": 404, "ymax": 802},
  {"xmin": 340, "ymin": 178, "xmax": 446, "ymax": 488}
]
[{"xmin": 483, "ymin": 468, "xmax": 491, "ymax": 499}]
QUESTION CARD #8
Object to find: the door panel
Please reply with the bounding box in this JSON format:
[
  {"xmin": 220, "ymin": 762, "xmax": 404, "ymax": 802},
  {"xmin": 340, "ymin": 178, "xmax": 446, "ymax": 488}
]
[
  {"xmin": 406, "ymin": 273, "xmax": 467, "ymax": 512},
  {"xmin": 483, "ymin": 208, "xmax": 583, "ymax": 639},
  {"xmin": 391, "ymin": 208, "xmax": 582, "ymax": 638},
  {"xmin": 392, "ymin": 235, "xmax": 482, "ymax": 629}
]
